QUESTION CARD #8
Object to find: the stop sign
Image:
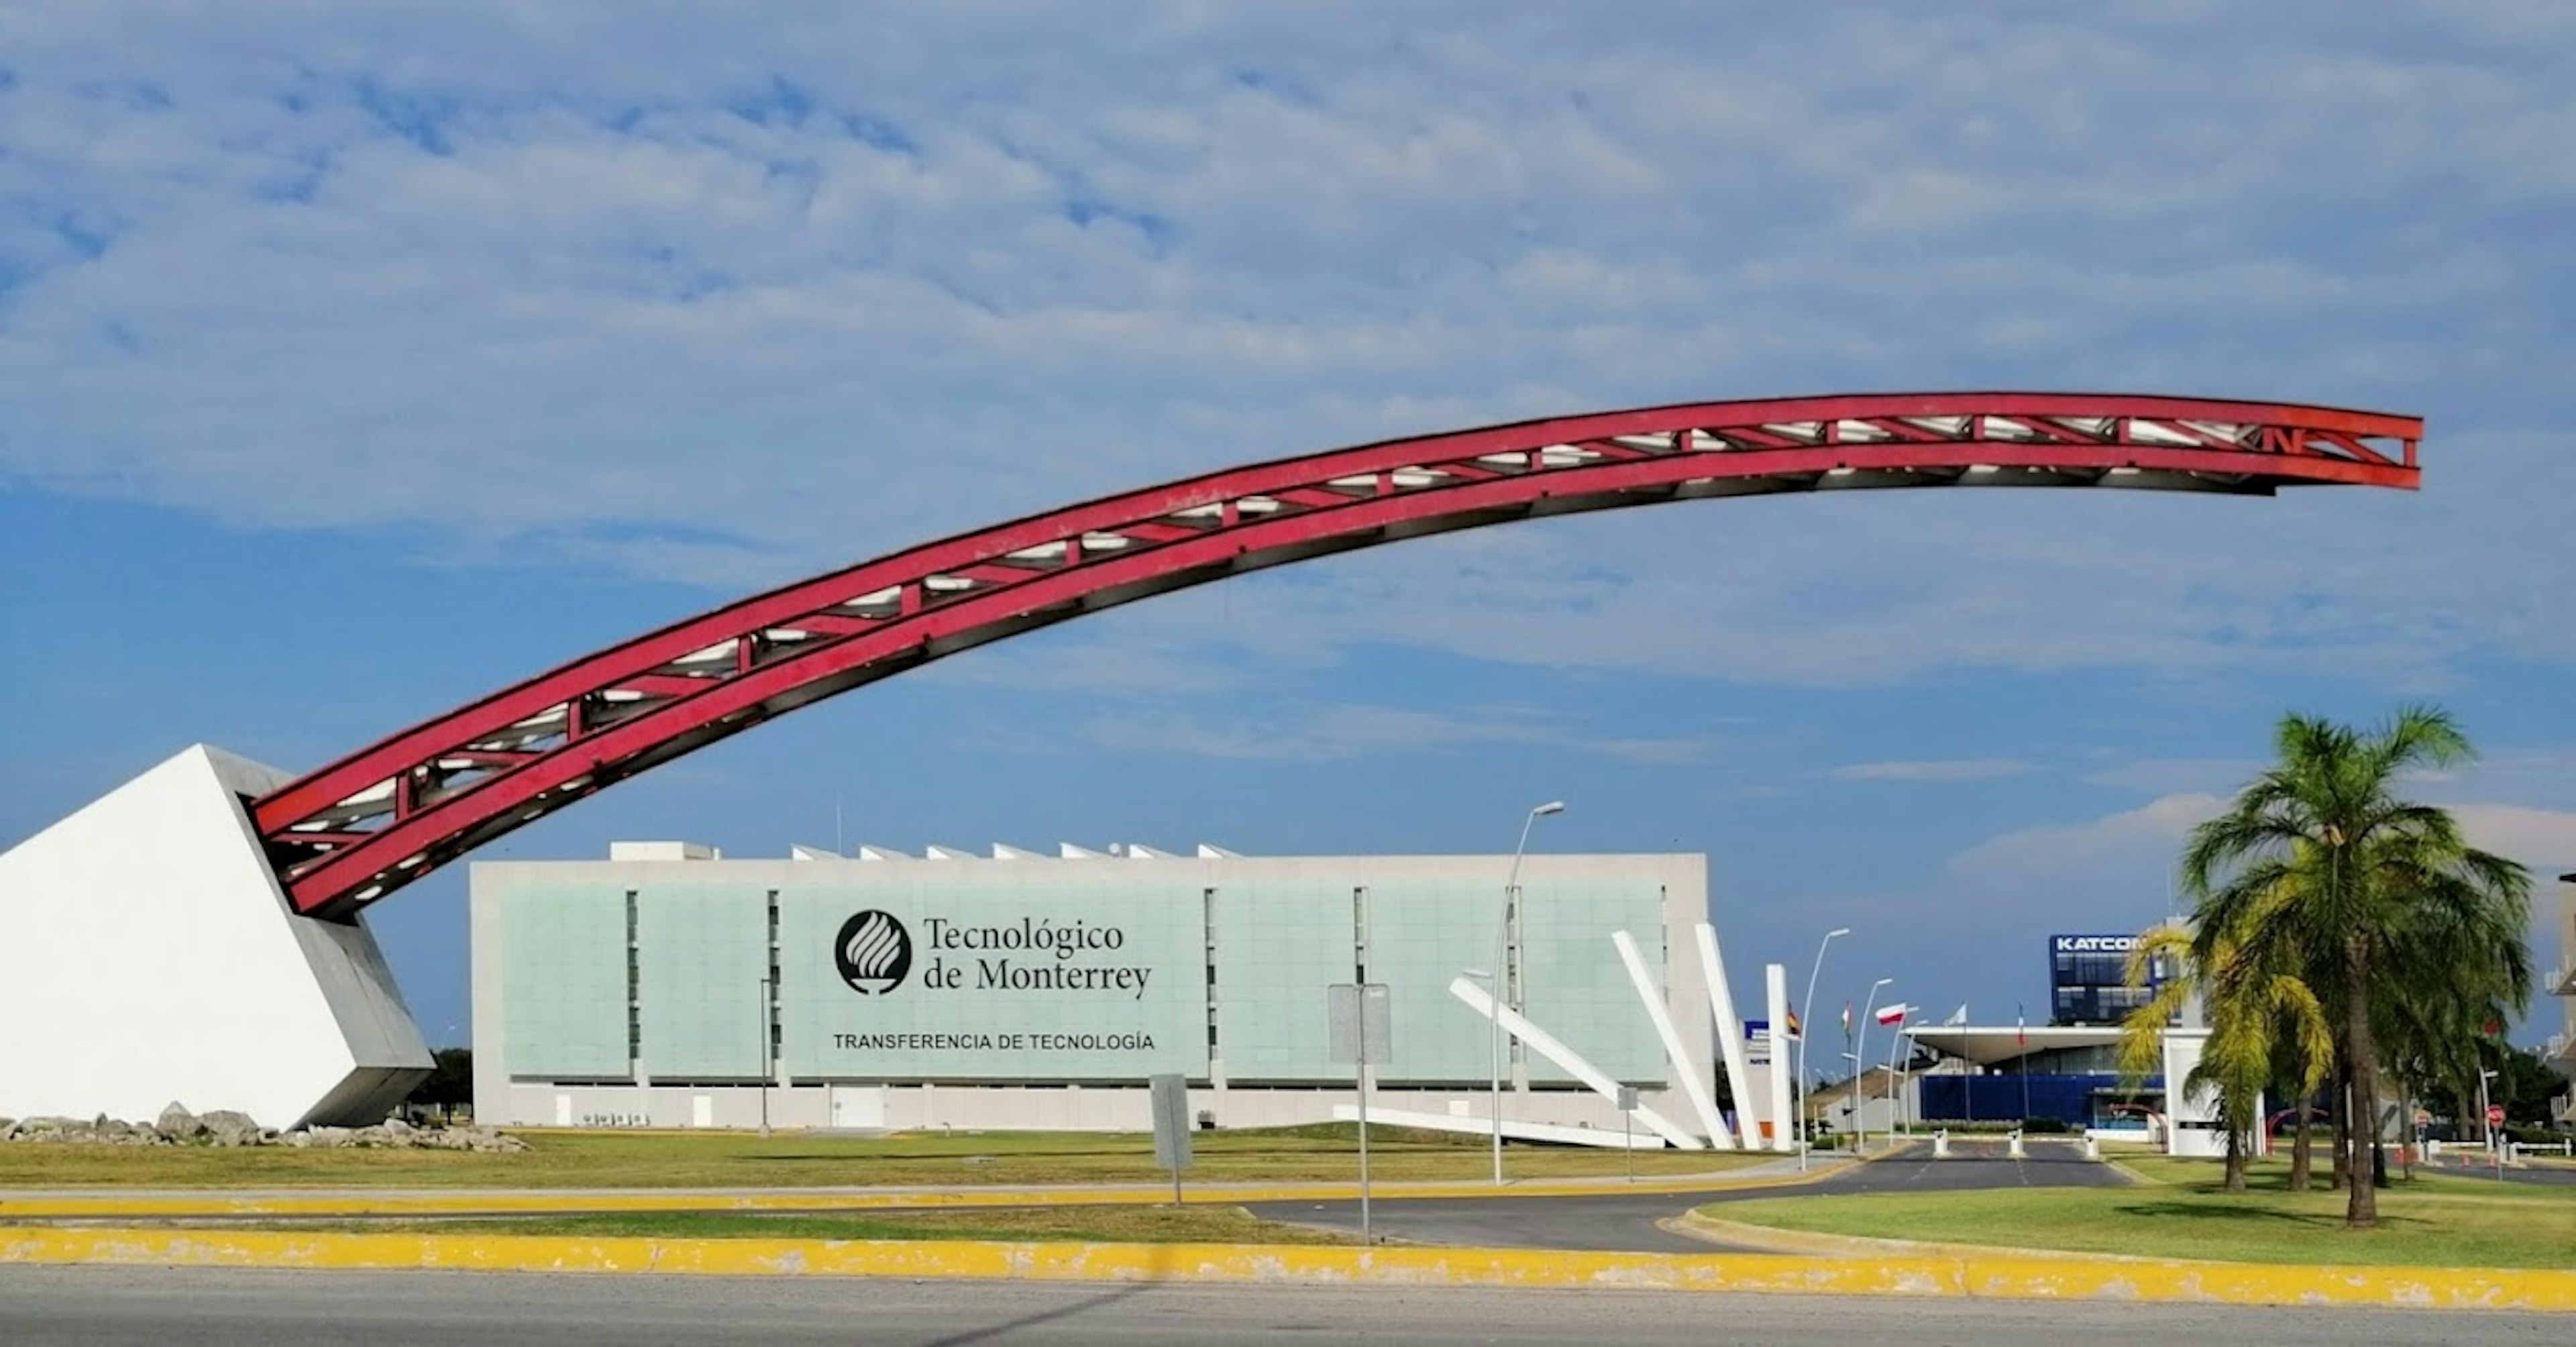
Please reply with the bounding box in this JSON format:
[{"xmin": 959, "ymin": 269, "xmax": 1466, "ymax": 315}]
[{"xmin": 2487, "ymin": 1104, "xmax": 2506, "ymax": 1126}]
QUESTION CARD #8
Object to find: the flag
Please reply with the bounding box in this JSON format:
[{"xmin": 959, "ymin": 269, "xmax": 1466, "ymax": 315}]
[
  {"xmin": 1783, "ymin": 1008, "xmax": 1803, "ymax": 1041},
  {"xmin": 2016, "ymin": 1002, "xmax": 2027, "ymax": 1046},
  {"xmin": 1839, "ymin": 1002, "xmax": 1853, "ymax": 1038},
  {"xmin": 1944, "ymin": 1004, "xmax": 1968, "ymax": 1027},
  {"xmin": 1874, "ymin": 1002, "xmax": 1912, "ymax": 1026}
]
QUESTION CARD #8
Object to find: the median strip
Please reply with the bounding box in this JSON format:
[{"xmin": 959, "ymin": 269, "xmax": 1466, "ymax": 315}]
[
  {"xmin": 0, "ymin": 1161, "xmax": 1851, "ymax": 1221},
  {"xmin": 3, "ymin": 1226, "xmax": 2569, "ymax": 1311}
]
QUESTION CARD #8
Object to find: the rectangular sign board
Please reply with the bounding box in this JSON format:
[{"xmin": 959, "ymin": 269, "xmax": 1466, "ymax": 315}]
[
  {"xmin": 1327, "ymin": 982, "xmax": 1391, "ymax": 1065},
  {"xmin": 1150, "ymin": 1072, "xmax": 1193, "ymax": 1172},
  {"xmin": 775, "ymin": 882, "xmax": 1208, "ymax": 1081}
]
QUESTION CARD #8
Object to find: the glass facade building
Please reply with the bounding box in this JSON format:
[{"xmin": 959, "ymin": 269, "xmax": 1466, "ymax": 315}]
[
  {"xmin": 2048, "ymin": 932, "xmax": 2165, "ymax": 1026},
  {"xmin": 470, "ymin": 845, "xmax": 1709, "ymax": 1133}
]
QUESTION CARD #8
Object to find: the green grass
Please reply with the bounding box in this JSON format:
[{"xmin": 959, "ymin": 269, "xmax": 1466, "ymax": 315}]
[
  {"xmin": 294, "ymin": 1205, "xmax": 1354, "ymax": 1245},
  {"xmin": 1708, "ymin": 1156, "xmax": 2576, "ymax": 1269},
  {"xmin": 0, "ymin": 1124, "xmax": 1769, "ymax": 1189}
]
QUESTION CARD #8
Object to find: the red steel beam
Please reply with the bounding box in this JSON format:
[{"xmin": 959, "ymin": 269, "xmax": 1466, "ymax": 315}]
[{"xmin": 251, "ymin": 392, "xmax": 2422, "ymax": 918}]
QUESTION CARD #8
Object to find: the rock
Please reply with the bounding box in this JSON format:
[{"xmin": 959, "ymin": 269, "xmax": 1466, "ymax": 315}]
[
  {"xmin": 21, "ymin": 1116, "xmax": 95, "ymax": 1143},
  {"xmin": 382, "ymin": 1117, "xmax": 414, "ymax": 1137},
  {"xmin": 201, "ymin": 1110, "xmax": 262, "ymax": 1146},
  {"xmin": 284, "ymin": 1130, "xmax": 313, "ymax": 1148},
  {"xmin": 305, "ymin": 1126, "xmax": 353, "ymax": 1148},
  {"xmin": 156, "ymin": 1102, "xmax": 206, "ymax": 1141}
]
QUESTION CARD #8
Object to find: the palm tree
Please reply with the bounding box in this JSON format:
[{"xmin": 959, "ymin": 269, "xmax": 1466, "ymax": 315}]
[
  {"xmin": 2181, "ymin": 707, "xmax": 2532, "ymax": 1228},
  {"xmin": 2118, "ymin": 924, "xmax": 2332, "ymax": 1192}
]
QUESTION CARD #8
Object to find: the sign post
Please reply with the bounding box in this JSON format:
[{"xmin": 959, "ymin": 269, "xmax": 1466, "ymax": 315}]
[
  {"xmin": 1328, "ymin": 982, "xmax": 1391, "ymax": 1242},
  {"xmin": 1616, "ymin": 1085, "xmax": 1639, "ymax": 1181},
  {"xmin": 1150, "ymin": 1073, "xmax": 1193, "ymax": 1205}
]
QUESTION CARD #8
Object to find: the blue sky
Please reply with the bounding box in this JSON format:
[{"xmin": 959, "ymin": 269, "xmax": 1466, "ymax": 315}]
[{"xmin": 4, "ymin": 1, "xmax": 2573, "ymax": 1050}]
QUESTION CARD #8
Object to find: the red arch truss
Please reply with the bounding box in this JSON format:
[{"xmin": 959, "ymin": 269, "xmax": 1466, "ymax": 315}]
[{"xmin": 254, "ymin": 392, "xmax": 2421, "ymax": 918}]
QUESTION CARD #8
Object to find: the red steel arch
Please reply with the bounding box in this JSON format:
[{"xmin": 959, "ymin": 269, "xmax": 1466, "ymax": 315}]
[{"xmin": 254, "ymin": 392, "xmax": 2421, "ymax": 918}]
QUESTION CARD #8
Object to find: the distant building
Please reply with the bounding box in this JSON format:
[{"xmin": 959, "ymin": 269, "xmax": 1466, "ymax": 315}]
[{"xmin": 2048, "ymin": 931, "xmax": 2167, "ymax": 1026}]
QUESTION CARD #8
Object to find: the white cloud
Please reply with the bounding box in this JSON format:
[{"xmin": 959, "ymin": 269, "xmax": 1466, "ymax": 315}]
[
  {"xmin": 1073, "ymin": 702, "xmax": 1554, "ymax": 763},
  {"xmin": 1829, "ymin": 758, "xmax": 2037, "ymax": 784},
  {"xmin": 1947, "ymin": 794, "xmax": 2225, "ymax": 884},
  {"xmin": 0, "ymin": 1, "xmax": 2570, "ymax": 689},
  {"xmin": 2447, "ymin": 804, "xmax": 2576, "ymax": 878}
]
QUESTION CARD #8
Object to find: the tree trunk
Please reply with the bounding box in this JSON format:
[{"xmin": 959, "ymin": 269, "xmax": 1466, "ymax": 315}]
[
  {"xmin": 2222, "ymin": 1103, "xmax": 2248, "ymax": 1191},
  {"xmin": 2290, "ymin": 1101, "xmax": 2314, "ymax": 1191},
  {"xmin": 2329, "ymin": 1065, "xmax": 2351, "ymax": 1191},
  {"xmin": 2344, "ymin": 941, "xmax": 2380, "ymax": 1228}
]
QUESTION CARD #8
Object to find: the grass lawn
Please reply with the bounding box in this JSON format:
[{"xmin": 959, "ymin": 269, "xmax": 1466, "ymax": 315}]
[
  {"xmin": 297, "ymin": 1205, "xmax": 1356, "ymax": 1245},
  {"xmin": 1707, "ymin": 1156, "xmax": 2576, "ymax": 1269},
  {"xmin": 0, "ymin": 1123, "xmax": 1769, "ymax": 1189}
]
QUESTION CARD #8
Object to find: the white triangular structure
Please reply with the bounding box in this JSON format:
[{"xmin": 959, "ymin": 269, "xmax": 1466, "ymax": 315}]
[
  {"xmin": 1195, "ymin": 843, "xmax": 1242, "ymax": 859},
  {"xmin": 1058, "ymin": 843, "xmax": 1109, "ymax": 859},
  {"xmin": 855, "ymin": 845, "xmax": 910, "ymax": 861},
  {"xmin": 991, "ymin": 843, "xmax": 1043, "ymax": 860},
  {"xmin": 788, "ymin": 844, "xmax": 841, "ymax": 861},
  {"xmin": 1695, "ymin": 922, "xmax": 1765, "ymax": 1150},
  {"xmin": 1448, "ymin": 976, "xmax": 1703, "ymax": 1149},
  {"xmin": 924, "ymin": 845, "xmax": 975, "ymax": 861},
  {"xmin": 1613, "ymin": 930, "xmax": 1731, "ymax": 1148},
  {"xmin": 0, "ymin": 745, "xmax": 431, "ymax": 1128},
  {"xmin": 1118, "ymin": 843, "xmax": 1178, "ymax": 859}
]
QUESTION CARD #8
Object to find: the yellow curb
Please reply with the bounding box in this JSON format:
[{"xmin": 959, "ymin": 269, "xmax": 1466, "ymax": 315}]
[
  {"xmin": 1673, "ymin": 1212, "xmax": 2194, "ymax": 1264},
  {"xmin": 0, "ymin": 1165, "xmax": 1836, "ymax": 1222},
  {"xmin": 3, "ymin": 1226, "xmax": 2569, "ymax": 1311}
]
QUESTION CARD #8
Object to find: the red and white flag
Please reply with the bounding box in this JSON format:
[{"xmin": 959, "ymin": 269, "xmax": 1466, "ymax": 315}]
[{"xmin": 1874, "ymin": 1002, "xmax": 1912, "ymax": 1026}]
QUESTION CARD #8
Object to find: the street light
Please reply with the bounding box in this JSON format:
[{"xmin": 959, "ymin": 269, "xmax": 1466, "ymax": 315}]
[
  {"xmin": 1796, "ymin": 928, "xmax": 1851, "ymax": 1171},
  {"xmin": 2479, "ymin": 1067, "xmax": 2502, "ymax": 1177},
  {"xmin": 1463, "ymin": 967, "xmax": 1499, "ymax": 1183},
  {"xmin": 757, "ymin": 975, "xmax": 774, "ymax": 1138},
  {"xmin": 1491, "ymin": 800, "xmax": 1564, "ymax": 1185},
  {"xmin": 1853, "ymin": 977, "xmax": 1892, "ymax": 1152}
]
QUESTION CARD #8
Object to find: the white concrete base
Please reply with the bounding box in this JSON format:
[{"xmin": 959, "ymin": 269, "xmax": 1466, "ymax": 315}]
[
  {"xmin": 1332, "ymin": 1103, "xmax": 1665, "ymax": 1150},
  {"xmin": 0, "ymin": 745, "xmax": 431, "ymax": 1128}
]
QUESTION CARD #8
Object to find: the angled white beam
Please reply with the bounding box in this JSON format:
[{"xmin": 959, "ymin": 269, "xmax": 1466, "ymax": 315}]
[
  {"xmin": 1058, "ymin": 843, "xmax": 1109, "ymax": 859},
  {"xmin": 1766, "ymin": 963, "xmax": 1794, "ymax": 1152},
  {"xmin": 1447, "ymin": 976, "xmax": 1702, "ymax": 1150},
  {"xmin": 1613, "ymin": 930, "xmax": 1730, "ymax": 1148},
  {"xmin": 1695, "ymin": 922, "xmax": 1765, "ymax": 1150}
]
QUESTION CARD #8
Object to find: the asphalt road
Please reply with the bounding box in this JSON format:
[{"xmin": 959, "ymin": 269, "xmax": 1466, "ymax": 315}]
[
  {"xmin": 1246, "ymin": 1138, "xmax": 2125, "ymax": 1250},
  {"xmin": 5, "ymin": 1267, "xmax": 2565, "ymax": 1346}
]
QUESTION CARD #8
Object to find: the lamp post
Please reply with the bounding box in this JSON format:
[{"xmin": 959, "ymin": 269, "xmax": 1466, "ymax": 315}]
[
  {"xmin": 1882, "ymin": 1014, "xmax": 1913, "ymax": 1149},
  {"xmin": 757, "ymin": 975, "xmax": 773, "ymax": 1138},
  {"xmin": 2478, "ymin": 1067, "xmax": 2502, "ymax": 1177},
  {"xmin": 1796, "ymin": 928, "xmax": 1851, "ymax": 1171},
  {"xmin": 1853, "ymin": 977, "xmax": 1892, "ymax": 1152},
  {"xmin": 1463, "ymin": 966, "xmax": 1499, "ymax": 1182},
  {"xmin": 1487, "ymin": 800, "xmax": 1564, "ymax": 1185}
]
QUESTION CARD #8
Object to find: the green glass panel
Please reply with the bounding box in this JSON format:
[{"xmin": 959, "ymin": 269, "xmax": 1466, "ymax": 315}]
[{"xmin": 498, "ymin": 886, "xmax": 629, "ymax": 1079}]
